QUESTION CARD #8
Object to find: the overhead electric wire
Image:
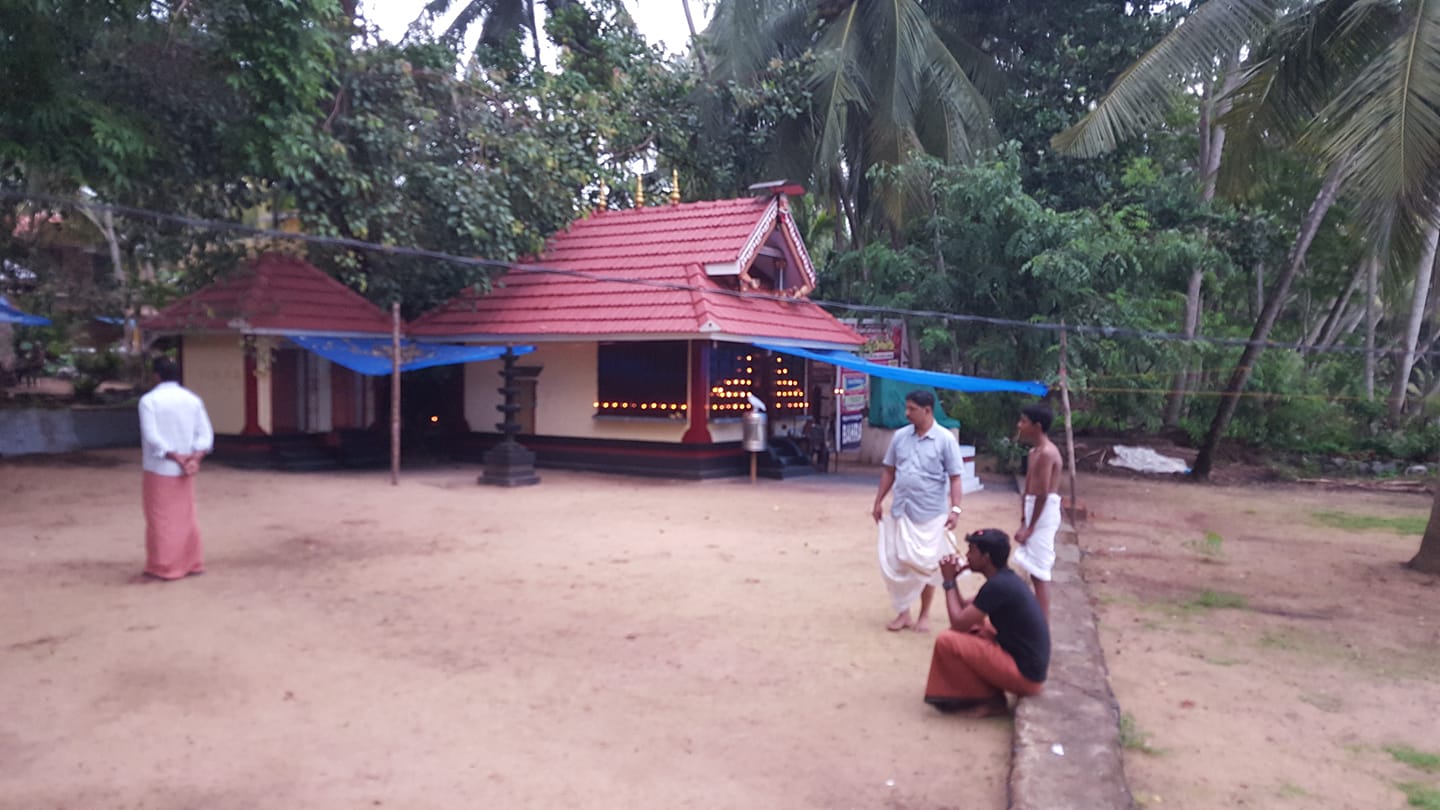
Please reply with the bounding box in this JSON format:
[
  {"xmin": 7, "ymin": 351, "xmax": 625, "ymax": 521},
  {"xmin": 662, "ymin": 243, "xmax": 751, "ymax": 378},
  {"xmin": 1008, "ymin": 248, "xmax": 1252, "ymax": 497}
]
[{"xmin": 5, "ymin": 190, "xmax": 1438, "ymax": 360}]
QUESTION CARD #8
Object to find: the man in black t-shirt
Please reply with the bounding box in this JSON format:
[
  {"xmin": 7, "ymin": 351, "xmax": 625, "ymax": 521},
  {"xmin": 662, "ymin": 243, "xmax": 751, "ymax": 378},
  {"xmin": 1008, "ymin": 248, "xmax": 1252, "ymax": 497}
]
[{"xmin": 924, "ymin": 528, "xmax": 1050, "ymax": 716}]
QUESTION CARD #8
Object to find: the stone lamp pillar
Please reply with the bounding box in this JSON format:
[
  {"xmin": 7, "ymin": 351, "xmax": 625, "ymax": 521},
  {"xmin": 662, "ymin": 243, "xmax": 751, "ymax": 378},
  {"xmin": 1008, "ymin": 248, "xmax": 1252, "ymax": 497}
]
[{"xmin": 480, "ymin": 346, "xmax": 540, "ymax": 487}]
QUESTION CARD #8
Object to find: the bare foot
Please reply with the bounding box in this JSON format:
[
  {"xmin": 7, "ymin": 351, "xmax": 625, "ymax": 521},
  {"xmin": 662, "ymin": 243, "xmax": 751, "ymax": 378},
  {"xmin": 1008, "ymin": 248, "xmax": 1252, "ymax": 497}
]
[
  {"xmin": 913, "ymin": 617, "xmax": 931, "ymax": 633},
  {"xmin": 886, "ymin": 611, "xmax": 914, "ymax": 632},
  {"xmin": 128, "ymin": 572, "xmax": 169, "ymax": 585}
]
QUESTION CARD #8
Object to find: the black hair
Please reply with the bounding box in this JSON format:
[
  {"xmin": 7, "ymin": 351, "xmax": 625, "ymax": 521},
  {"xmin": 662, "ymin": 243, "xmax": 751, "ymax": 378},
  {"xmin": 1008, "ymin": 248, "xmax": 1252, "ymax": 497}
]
[
  {"xmin": 1021, "ymin": 403, "xmax": 1053, "ymax": 434},
  {"xmin": 153, "ymin": 356, "xmax": 181, "ymax": 382},
  {"xmin": 905, "ymin": 389, "xmax": 935, "ymax": 409},
  {"xmin": 966, "ymin": 528, "xmax": 1011, "ymax": 568}
]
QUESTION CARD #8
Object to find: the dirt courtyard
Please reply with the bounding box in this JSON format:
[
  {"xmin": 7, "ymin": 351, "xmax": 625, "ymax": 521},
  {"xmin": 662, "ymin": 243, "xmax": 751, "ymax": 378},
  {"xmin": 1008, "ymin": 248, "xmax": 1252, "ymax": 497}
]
[
  {"xmin": 1079, "ymin": 475, "xmax": 1440, "ymax": 808},
  {"xmin": 6, "ymin": 452, "xmax": 1440, "ymax": 809},
  {"xmin": 2, "ymin": 452, "xmax": 1012, "ymax": 810}
]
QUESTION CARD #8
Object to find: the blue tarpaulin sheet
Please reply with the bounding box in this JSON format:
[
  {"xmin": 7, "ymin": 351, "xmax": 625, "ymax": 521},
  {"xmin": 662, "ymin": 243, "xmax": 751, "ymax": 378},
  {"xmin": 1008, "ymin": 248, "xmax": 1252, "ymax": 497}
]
[
  {"xmin": 0, "ymin": 295, "xmax": 50, "ymax": 326},
  {"xmin": 753, "ymin": 342, "xmax": 1048, "ymax": 397},
  {"xmin": 288, "ymin": 336, "xmax": 533, "ymax": 376}
]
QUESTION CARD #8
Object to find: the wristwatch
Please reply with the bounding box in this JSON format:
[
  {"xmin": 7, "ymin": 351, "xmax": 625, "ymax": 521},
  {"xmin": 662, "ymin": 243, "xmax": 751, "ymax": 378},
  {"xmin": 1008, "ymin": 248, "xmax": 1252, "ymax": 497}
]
[
  {"xmin": 942, "ymin": 580, "xmax": 957, "ymax": 591},
  {"xmin": 950, "ymin": 505, "xmax": 963, "ymax": 515}
]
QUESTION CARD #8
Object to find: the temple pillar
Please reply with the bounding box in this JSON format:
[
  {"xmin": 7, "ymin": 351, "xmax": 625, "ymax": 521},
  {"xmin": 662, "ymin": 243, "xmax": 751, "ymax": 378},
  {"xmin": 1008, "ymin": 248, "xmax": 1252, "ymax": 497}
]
[
  {"xmin": 681, "ymin": 340, "xmax": 712, "ymax": 444},
  {"xmin": 241, "ymin": 335, "xmax": 266, "ymax": 436}
]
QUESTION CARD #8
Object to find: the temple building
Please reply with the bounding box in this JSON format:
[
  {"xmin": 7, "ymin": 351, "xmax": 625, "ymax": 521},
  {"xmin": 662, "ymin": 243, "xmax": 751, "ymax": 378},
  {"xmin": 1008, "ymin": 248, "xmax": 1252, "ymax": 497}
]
[
  {"xmin": 140, "ymin": 253, "xmax": 394, "ymax": 468},
  {"xmin": 408, "ymin": 185, "xmax": 865, "ymax": 478}
]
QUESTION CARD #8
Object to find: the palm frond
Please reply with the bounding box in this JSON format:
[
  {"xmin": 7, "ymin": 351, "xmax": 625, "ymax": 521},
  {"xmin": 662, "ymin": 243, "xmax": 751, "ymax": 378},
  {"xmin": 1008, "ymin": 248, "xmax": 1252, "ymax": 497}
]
[
  {"xmin": 1223, "ymin": 0, "xmax": 1395, "ymax": 146},
  {"xmin": 477, "ymin": 0, "xmax": 531, "ymax": 49},
  {"xmin": 916, "ymin": 24, "xmax": 994, "ymax": 164},
  {"xmin": 705, "ymin": 0, "xmax": 811, "ymax": 83},
  {"xmin": 1318, "ymin": 1, "xmax": 1440, "ymax": 224},
  {"xmin": 865, "ymin": 0, "xmax": 929, "ymax": 135},
  {"xmin": 923, "ymin": 18, "xmax": 1005, "ymax": 104},
  {"xmin": 1052, "ymin": 0, "xmax": 1284, "ymax": 158},
  {"xmin": 810, "ymin": 2, "xmax": 869, "ymax": 178},
  {"xmin": 439, "ymin": 1, "xmax": 499, "ymax": 50}
]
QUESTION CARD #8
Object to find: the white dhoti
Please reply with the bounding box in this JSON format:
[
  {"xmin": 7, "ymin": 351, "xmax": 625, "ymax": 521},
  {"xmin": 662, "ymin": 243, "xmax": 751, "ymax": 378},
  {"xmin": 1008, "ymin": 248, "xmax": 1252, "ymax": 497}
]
[
  {"xmin": 877, "ymin": 511, "xmax": 948, "ymax": 614},
  {"xmin": 1013, "ymin": 493, "xmax": 1061, "ymax": 582}
]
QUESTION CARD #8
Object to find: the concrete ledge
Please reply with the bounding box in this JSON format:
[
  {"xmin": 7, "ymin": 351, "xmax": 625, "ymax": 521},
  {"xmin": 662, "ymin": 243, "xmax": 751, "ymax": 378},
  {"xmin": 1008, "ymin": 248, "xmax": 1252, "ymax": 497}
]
[
  {"xmin": 1009, "ymin": 530, "xmax": 1134, "ymax": 809},
  {"xmin": 0, "ymin": 406, "xmax": 139, "ymax": 456}
]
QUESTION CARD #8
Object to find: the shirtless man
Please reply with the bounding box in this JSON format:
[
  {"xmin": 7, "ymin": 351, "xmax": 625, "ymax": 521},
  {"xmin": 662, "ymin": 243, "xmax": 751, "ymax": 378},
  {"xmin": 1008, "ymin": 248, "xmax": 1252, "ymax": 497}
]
[{"xmin": 1012, "ymin": 403, "xmax": 1061, "ymax": 619}]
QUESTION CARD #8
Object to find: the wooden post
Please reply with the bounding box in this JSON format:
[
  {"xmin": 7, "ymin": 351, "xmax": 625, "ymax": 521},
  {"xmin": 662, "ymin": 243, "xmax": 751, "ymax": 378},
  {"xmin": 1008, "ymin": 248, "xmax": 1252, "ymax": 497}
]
[
  {"xmin": 750, "ymin": 451, "xmax": 757, "ymax": 484},
  {"xmin": 390, "ymin": 301, "xmax": 401, "ymax": 486},
  {"xmin": 1059, "ymin": 325, "xmax": 1079, "ymax": 532}
]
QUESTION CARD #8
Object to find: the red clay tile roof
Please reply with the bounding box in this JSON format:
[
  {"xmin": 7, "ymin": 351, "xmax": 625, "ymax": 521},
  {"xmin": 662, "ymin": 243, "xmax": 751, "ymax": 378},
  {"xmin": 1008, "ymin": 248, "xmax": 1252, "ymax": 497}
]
[
  {"xmin": 142, "ymin": 254, "xmax": 393, "ymax": 336},
  {"xmin": 409, "ymin": 196, "xmax": 863, "ymax": 349}
]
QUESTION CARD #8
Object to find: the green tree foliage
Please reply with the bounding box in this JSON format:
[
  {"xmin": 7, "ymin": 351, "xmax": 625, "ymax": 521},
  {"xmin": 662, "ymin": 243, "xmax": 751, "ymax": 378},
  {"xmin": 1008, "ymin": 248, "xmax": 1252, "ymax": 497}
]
[
  {"xmin": 829, "ymin": 149, "xmax": 1230, "ymax": 430},
  {"xmin": 930, "ymin": 0, "xmax": 1167, "ymax": 210},
  {"xmin": 701, "ymin": 0, "xmax": 997, "ymax": 241},
  {"xmin": 0, "ymin": 1, "xmax": 703, "ymax": 316}
]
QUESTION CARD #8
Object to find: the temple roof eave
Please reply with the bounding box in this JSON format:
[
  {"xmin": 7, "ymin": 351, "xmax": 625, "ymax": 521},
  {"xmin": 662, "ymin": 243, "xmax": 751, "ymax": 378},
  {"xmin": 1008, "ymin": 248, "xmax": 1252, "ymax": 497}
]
[{"xmin": 409, "ymin": 330, "xmax": 863, "ymax": 352}]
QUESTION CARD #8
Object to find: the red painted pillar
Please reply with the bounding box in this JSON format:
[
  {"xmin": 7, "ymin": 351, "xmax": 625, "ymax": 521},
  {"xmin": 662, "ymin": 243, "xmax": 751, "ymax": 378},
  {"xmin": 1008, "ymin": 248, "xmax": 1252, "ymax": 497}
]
[
  {"xmin": 681, "ymin": 340, "xmax": 712, "ymax": 444},
  {"xmin": 241, "ymin": 335, "xmax": 265, "ymax": 436}
]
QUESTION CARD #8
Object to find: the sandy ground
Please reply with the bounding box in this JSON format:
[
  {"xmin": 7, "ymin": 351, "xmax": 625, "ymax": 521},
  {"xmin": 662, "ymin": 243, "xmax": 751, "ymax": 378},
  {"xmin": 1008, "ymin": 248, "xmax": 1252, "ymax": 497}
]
[
  {"xmin": 1, "ymin": 451, "xmax": 1012, "ymax": 810},
  {"xmin": 1078, "ymin": 475, "xmax": 1440, "ymax": 808}
]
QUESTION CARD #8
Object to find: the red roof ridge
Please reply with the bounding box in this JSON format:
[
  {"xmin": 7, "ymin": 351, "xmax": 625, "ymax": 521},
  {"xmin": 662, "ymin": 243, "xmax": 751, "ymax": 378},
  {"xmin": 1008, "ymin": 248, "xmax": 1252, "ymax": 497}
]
[
  {"xmin": 682, "ymin": 263, "xmax": 716, "ymax": 332},
  {"xmin": 143, "ymin": 253, "xmax": 392, "ymax": 335}
]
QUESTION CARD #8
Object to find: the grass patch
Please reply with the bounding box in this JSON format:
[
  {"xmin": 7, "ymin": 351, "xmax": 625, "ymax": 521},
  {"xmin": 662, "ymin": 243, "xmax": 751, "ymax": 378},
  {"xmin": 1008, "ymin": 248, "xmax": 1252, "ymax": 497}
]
[
  {"xmin": 1277, "ymin": 782, "xmax": 1309, "ymax": 798},
  {"xmin": 1119, "ymin": 712, "xmax": 1164, "ymax": 755},
  {"xmin": 1183, "ymin": 531, "xmax": 1225, "ymax": 561},
  {"xmin": 1390, "ymin": 745, "xmax": 1440, "ymax": 774},
  {"xmin": 1189, "ymin": 647, "xmax": 1244, "ymax": 667},
  {"xmin": 1399, "ymin": 782, "xmax": 1440, "ymax": 809},
  {"xmin": 1181, "ymin": 589, "xmax": 1248, "ymax": 611},
  {"xmin": 1258, "ymin": 629, "xmax": 1301, "ymax": 651},
  {"xmin": 1312, "ymin": 510, "xmax": 1426, "ymax": 535},
  {"xmin": 1298, "ymin": 692, "xmax": 1343, "ymax": 713}
]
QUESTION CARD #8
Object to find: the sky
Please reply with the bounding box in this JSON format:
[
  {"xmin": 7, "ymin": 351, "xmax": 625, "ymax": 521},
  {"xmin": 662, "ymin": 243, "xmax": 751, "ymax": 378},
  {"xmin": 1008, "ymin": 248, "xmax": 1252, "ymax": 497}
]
[{"xmin": 362, "ymin": 1, "xmax": 710, "ymax": 56}]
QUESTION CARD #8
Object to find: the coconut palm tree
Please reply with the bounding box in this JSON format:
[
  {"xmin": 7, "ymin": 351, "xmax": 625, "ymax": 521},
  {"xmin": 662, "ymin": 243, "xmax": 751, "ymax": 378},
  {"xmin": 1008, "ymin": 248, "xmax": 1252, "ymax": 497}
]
[
  {"xmin": 702, "ymin": 0, "xmax": 997, "ymax": 243},
  {"xmin": 1053, "ymin": 0, "xmax": 1440, "ymax": 573},
  {"xmin": 411, "ymin": 0, "xmax": 581, "ymax": 68}
]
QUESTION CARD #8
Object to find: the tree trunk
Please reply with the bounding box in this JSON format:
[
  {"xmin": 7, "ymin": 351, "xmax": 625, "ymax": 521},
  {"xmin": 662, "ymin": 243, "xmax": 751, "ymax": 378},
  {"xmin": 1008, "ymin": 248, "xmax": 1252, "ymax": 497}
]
[
  {"xmin": 1164, "ymin": 267, "xmax": 1204, "ymax": 426},
  {"xmin": 1365, "ymin": 252, "xmax": 1379, "ymax": 399},
  {"xmin": 681, "ymin": 0, "xmax": 710, "ymax": 78},
  {"xmin": 1388, "ymin": 223, "xmax": 1439, "ymax": 420},
  {"xmin": 1166, "ymin": 64, "xmax": 1232, "ymax": 428},
  {"xmin": 1198, "ymin": 56, "xmax": 1238, "ymax": 202},
  {"xmin": 527, "ymin": 0, "xmax": 544, "ymax": 71},
  {"xmin": 1330, "ymin": 302, "xmax": 1366, "ymax": 346},
  {"xmin": 1312, "ymin": 260, "xmax": 1366, "ymax": 351},
  {"xmin": 1192, "ymin": 159, "xmax": 1347, "ymax": 479},
  {"xmin": 1408, "ymin": 484, "xmax": 1440, "ymax": 574},
  {"xmin": 1254, "ymin": 260, "xmax": 1266, "ymax": 321}
]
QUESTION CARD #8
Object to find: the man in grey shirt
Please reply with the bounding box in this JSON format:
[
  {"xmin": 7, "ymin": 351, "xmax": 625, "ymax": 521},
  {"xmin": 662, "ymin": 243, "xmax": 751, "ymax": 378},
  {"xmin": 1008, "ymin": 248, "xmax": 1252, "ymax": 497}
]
[{"xmin": 871, "ymin": 390, "xmax": 964, "ymax": 631}]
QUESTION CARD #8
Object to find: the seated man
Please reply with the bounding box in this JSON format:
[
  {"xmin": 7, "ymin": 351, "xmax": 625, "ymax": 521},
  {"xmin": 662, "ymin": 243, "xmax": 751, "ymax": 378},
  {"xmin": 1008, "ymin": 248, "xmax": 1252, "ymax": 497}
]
[{"xmin": 925, "ymin": 528, "xmax": 1050, "ymax": 716}]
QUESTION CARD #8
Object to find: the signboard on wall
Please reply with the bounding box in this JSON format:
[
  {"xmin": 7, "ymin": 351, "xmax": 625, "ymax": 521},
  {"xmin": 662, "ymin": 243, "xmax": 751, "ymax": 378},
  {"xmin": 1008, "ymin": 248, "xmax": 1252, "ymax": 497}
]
[
  {"xmin": 837, "ymin": 370, "xmax": 868, "ymax": 450},
  {"xmin": 842, "ymin": 319, "xmax": 908, "ymax": 366}
]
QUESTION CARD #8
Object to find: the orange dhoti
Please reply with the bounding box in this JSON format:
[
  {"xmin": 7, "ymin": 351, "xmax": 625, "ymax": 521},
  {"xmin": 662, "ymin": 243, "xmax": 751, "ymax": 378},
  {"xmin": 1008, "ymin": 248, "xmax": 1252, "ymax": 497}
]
[
  {"xmin": 925, "ymin": 628, "xmax": 1043, "ymax": 702},
  {"xmin": 142, "ymin": 472, "xmax": 204, "ymax": 580}
]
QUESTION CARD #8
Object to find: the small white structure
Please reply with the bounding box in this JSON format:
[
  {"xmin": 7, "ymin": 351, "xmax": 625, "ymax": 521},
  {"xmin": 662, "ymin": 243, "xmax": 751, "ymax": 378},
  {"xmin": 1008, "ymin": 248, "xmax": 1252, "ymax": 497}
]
[{"xmin": 854, "ymin": 424, "xmax": 983, "ymax": 494}]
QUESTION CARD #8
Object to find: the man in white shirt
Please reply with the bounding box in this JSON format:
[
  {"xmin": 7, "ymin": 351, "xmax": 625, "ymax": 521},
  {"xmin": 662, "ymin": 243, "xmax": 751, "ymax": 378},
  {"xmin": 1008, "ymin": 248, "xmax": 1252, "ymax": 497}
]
[
  {"xmin": 138, "ymin": 356, "xmax": 214, "ymax": 581},
  {"xmin": 871, "ymin": 390, "xmax": 964, "ymax": 632}
]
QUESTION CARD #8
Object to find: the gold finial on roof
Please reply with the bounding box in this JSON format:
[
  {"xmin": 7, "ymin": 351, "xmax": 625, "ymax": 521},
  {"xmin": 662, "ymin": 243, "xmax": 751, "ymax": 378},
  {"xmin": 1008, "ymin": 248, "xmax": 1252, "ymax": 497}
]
[
  {"xmin": 669, "ymin": 169, "xmax": 681, "ymax": 205},
  {"xmin": 597, "ymin": 180, "xmax": 609, "ymax": 212},
  {"xmin": 635, "ymin": 175, "xmax": 645, "ymax": 207}
]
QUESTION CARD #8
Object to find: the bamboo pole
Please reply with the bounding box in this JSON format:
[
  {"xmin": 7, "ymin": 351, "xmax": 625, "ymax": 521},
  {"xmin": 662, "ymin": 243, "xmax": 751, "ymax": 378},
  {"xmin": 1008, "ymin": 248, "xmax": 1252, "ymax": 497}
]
[
  {"xmin": 390, "ymin": 301, "xmax": 401, "ymax": 486},
  {"xmin": 1059, "ymin": 325, "xmax": 1079, "ymax": 534}
]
